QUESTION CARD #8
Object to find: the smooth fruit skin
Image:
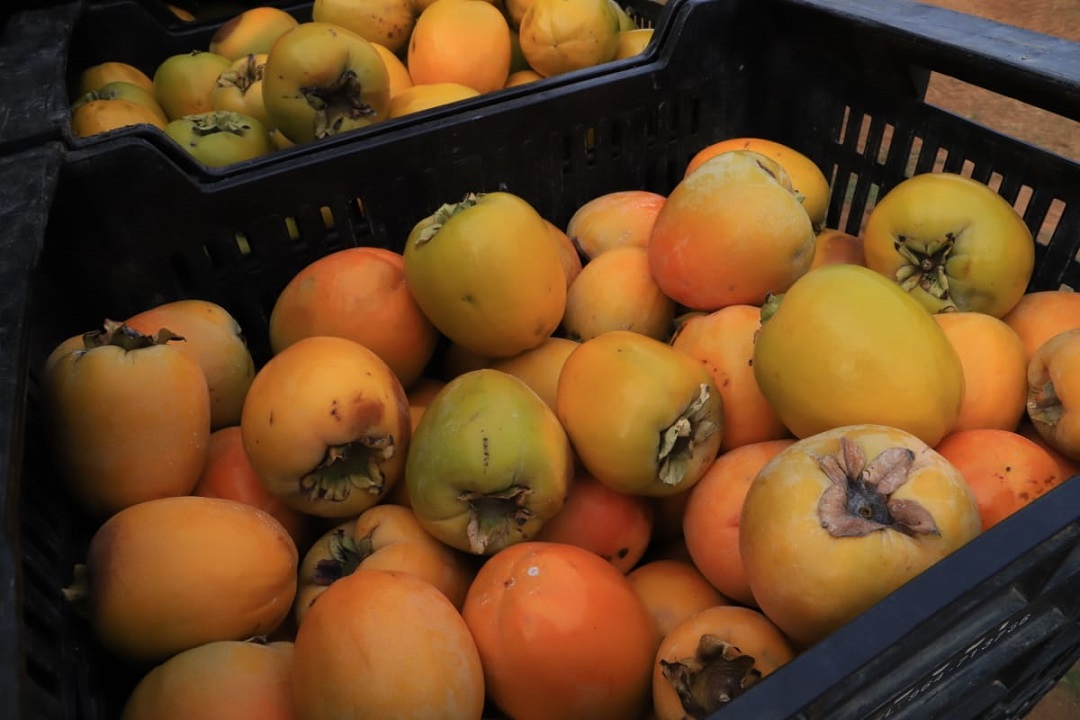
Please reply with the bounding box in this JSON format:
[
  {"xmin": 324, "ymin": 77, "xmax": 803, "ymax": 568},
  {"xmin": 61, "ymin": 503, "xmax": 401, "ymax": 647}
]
[
  {"xmin": 1002, "ymin": 289, "xmax": 1080, "ymax": 363},
  {"xmin": 535, "ymin": 469, "xmax": 655, "ymax": 573},
  {"xmin": 740, "ymin": 424, "xmax": 982, "ymax": 648},
  {"xmin": 268, "ymin": 246, "xmax": 440, "ymax": 390},
  {"xmin": 648, "ymin": 150, "xmax": 816, "ymax": 311},
  {"xmin": 753, "ymin": 263, "xmax": 966, "ymax": 447},
  {"xmin": 388, "ymin": 82, "xmax": 481, "ymax": 118},
  {"xmin": 862, "ymin": 172, "xmax": 1034, "ymax": 317},
  {"xmin": 85, "ymin": 496, "xmax": 298, "ymax": 662},
  {"xmin": 670, "ymin": 304, "xmax": 790, "ymax": 452},
  {"xmin": 462, "ymin": 541, "xmax": 659, "ymax": 720},
  {"xmin": 405, "ymin": 368, "xmax": 574, "ymax": 554},
  {"xmin": 241, "ymin": 336, "xmax": 411, "ymax": 518},
  {"xmin": 934, "ymin": 428, "xmax": 1063, "ymax": 531},
  {"xmin": 121, "ymin": 640, "xmax": 295, "ymax": 720},
  {"xmin": 70, "ymin": 98, "xmax": 167, "ymax": 137},
  {"xmin": 407, "ymin": 0, "xmax": 512, "ymax": 94},
  {"xmin": 153, "ymin": 51, "xmax": 232, "ymax": 120},
  {"xmin": 403, "ymin": 191, "xmax": 566, "ymax": 358},
  {"xmin": 490, "ymin": 335, "xmax": 579, "ymax": 412},
  {"xmin": 44, "ymin": 332, "xmax": 211, "ymax": 519},
  {"xmin": 565, "ymin": 189, "xmax": 666, "ymax": 259},
  {"xmin": 126, "ymin": 299, "xmax": 255, "ymax": 430},
  {"xmin": 933, "ymin": 311, "xmax": 1028, "ymax": 432},
  {"xmin": 291, "ymin": 569, "xmax": 486, "ymax": 720},
  {"xmin": 561, "ymin": 245, "xmax": 675, "ymax": 342},
  {"xmin": 77, "ymin": 61, "xmax": 155, "ymax": 95},
  {"xmin": 682, "ymin": 439, "xmax": 795, "ymax": 607},
  {"xmin": 556, "ymin": 330, "xmax": 724, "ymax": 497},
  {"xmin": 626, "ymin": 559, "xmax": 728, "ymax": 641},
  {"xmin": 193, "ymin": 426, "xmax": 310, "ymax": 547},
  {"xmin": 210, "ymin": 6, "xmax": 300, "ymax": 59}
]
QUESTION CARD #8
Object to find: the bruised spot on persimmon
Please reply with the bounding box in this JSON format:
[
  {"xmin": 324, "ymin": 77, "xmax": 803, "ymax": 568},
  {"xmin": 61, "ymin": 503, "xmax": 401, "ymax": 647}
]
[
  {"xmin": 817, "ymin": 436, "xmax": 939, "ymax": 537},
  {"xmin": 660, "ymin": 634, "xmax": 762, "ymax": 715}
]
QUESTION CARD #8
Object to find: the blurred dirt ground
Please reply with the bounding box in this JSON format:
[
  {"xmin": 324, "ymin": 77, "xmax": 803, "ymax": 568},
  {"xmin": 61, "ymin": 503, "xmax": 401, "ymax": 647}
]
[{"xmin": 912, "ymin": 2, "xmax": 1080, "ymax": 716}]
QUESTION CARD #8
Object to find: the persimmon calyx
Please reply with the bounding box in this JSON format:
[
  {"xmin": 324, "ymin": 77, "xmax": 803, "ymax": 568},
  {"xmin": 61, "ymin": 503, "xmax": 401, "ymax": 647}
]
[
  {"xmin": 817, "ymin": 436, "xmax": 939, "ymax": 538},
  {"xmin": 1027, "ymin": 379, "xmax": 1062, "ymax": 427},
  {"xmin": 893, "ymin": 233, "xmax": 958, "ymax": 306},
  {"xmin": 658, "ymin": 384, "xmax": 719, "ymax": 487},
  {"xmin": 459, "ymin": 484, "xmax": 533, "ymax": 555},
  {"xmin": 217, "ymin": 54, "xmax": 263, "ymax": 93},
  {"xmin": 659, "ymin": 634, "xmax": 762, "ymax": 718},
  {"xmin": 312, "ymin": 527, "xmax": 368, "ymax": 585},
  {"xmin": 299, "ymin": 436, "xmax": 394, "ymax": 503},
  {"xmin": 414, "ymin": 192, "xmax": 482, "ymax": 246},
  {"xmin": 83, "ymin": 319, "xmax": 184, "ymax": 351},
  {"xmin": 189, "ymin": 111, "xmax": 256, "ymax": 137},
  {"xmin": 304, "ymin": 69, "xmax": 379, "ymax": 139}
]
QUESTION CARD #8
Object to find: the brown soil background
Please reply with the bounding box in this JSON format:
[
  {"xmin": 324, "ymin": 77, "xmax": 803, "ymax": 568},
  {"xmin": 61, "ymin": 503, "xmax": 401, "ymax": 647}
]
[
  {"xmin": 919, "ymin": 0, "xmax": 1080, "ymax": 163},
  {"xmin": 914, "ymin": 2, "xmax": 1080, "ymax": 717}
]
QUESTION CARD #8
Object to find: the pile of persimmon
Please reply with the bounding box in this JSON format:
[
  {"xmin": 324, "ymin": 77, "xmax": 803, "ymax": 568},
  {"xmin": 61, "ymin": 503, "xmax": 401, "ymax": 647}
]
[
  {"xmin": 70, "ymin": 0, "xmax": 655, "ymax": 165},
  {"xmin": 41, "ymin": 135, "xmax": 1080, "ymax": 719}
]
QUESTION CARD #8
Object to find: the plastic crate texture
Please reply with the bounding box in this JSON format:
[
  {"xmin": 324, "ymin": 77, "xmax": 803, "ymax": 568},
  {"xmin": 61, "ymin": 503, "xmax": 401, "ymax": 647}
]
[{"xmin": 3, "ymin": 0, "xmax": 1080, "ymax": 718}]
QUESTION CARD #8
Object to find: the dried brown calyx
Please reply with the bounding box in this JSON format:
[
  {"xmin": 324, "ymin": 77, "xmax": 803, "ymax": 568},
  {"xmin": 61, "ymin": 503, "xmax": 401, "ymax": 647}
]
[
  {"xmin": 299, "ymin": 437, "xmax": 395, "ymax": 504},
  {"xmin": 657, "ymin": 384, "xmax": 720, "ymax": 488},
  {"xmin": 311, "ymin": 526, "xmax": 370, "ymax": 586},
  {"xmin": 660, "ymin": 634, "xmax": 762, "ymax": 718},
  {"xmin": 817, "ymin": 436, "xmax": 939, "ymax": 537}
]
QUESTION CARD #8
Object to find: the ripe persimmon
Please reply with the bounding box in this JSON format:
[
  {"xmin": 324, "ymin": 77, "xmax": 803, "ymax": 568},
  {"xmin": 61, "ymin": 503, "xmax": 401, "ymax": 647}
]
[
  {"xmin": 565, "ymin": 189, "xmax": 666, "ymax": 259},
  {"xmin": 626, "ymin": 559, "xmax": 728, "ymax": 641},
  {"xmin": 121, "ymin": 640, "xmax": 295, "ymax": 720},
  {"xmin": 545, "ymin": 219, "xmax": 584, "ymax": 289},
  {"xmin": 462, "ymin": 541, "xmax": 658, "ymax": 719},
  {"xmin": 490, "ymin": 336, "xmax": 580, "ymax": 412},
  {"xmin": 193, "ymin": 426, "xmax": 310, "ymax": 548},
  {"xmin": 810, "ymin": 227, "xmax": 865, "ymax": 269},
  {"xmin": 1002, "ymin": 289, "xmax": 1080, "ymax": 363},
  {"xmin": 670, "ymin": 304, "xmax": 790, "ymax": 452},
  {"xmin": 649, "ymin": 150, "xmax": 816, "ymax": 311},
  {"xmin": 518, "ymin": 0, "xmax": 621, "ymax": 77},
  {"xmin": 682, "ymin": 439, "xmax": 794, "ymax": 606},
  {"xmin": 536, "ymin": 470, "xmax": 655, "ymax": 573},
  {"xmin": 562, "ymin": 245, "xmax": 676, "ymax": 342},
  {"xmin": 407, "ymin": 0, "xmax": 512, "ymax": 94},
  {"xmin": 387, "ymin": 82, "xmax": 481, "ymax": 118},
  {"xmin": 292, "ymin": 569, "xmax": 485, "ymax": 719},
  {"xmin": 268, "ymin": 246, "xmax": 439, "ymax": 391},
  {"xmin": 935, "ymin": 428, "xmax": 1063, "ymax": 531},
  {"xmin": 933, "ymin": 311, "xmax": 1028, "ymax": 432}
]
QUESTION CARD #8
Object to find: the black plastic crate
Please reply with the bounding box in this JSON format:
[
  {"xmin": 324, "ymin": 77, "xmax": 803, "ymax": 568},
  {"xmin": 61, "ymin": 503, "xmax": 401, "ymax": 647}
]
[
  {"xmin": 4, "ymin": 0, "xmax": 1080, "ymax": 718},
  {"xmin": 0, "ymin": 0, "xmax": 675, "ymax": 158}
]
